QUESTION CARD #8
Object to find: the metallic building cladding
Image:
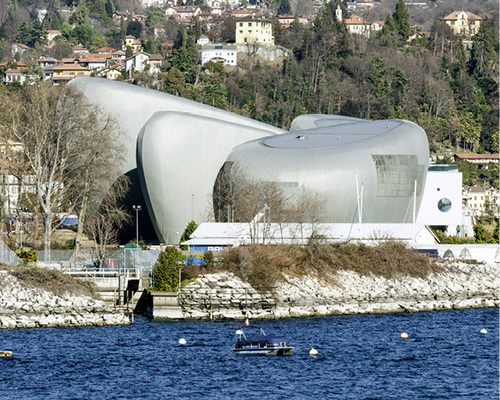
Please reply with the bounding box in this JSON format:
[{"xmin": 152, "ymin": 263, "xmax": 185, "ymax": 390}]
[
  {"xmin": 65, "ymin": 77, "xmax": 284, "ymax": 244},
  {"xmin": 67, "ymin": 77, "xmax": 283, "ymax": 175},
  {"xmin": 224, "ymin": 116, "xmax": 429, "ymax": 224},
  {"xmin": 137, "ymin": 112, "xmax": 280, "ymax": 243},
  {"xmin": 64, "ymin": 79, "xmax": 429, "ymax": 243}
]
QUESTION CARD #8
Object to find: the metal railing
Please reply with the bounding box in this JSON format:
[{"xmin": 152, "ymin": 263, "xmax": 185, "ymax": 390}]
[{"xmin": 34, "ymin": 249, "xmax": 160, "ymax": 276}]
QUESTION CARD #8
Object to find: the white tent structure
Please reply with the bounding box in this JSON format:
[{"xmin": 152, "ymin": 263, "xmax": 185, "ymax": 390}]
[{"xmin": 182, "ymin": 222, "xmax": 437, "ymax": 250}]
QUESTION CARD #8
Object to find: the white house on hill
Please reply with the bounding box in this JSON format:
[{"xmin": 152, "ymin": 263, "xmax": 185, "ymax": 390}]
[{"xmin": 201, "ymin": 45, "xmax": 237, "ymax": 66}]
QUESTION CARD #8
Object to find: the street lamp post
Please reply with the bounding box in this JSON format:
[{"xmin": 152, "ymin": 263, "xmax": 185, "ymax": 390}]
[
  {"xmin": 191, "ymin": 193, "xmax": 194, "ymax": 221},
  {"xmin": 19, "ymin": 210, "xmax": 23, "ymax": 248},
  {"xmin": 132, "ymin": 205, "xmax": 142, "ymax": 272}
]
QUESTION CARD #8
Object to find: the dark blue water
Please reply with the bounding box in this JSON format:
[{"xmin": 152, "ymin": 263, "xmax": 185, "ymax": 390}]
[{"xmin": 0, "ymin": 308, "xmax": 498, "ymax": 400}]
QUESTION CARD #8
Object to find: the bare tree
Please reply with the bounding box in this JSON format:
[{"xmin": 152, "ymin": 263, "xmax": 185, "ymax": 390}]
[
  {"xmin": 213, "ymin": 162, "xmax": 289, "ymax": 243},
  {"xmin": 0, "ymin": 82, "xmax": 128, "ymax": 255},
  {"xmin": 213, "ymin": 162, "xmax": 328, "ymax": 244},
  {"xmin": 287, "ymin": 186, "xmax": 328, "ymax": 245},
  {"xmin": 0, "ymin": 83, "xmax": 69, "ymax": 253},
  {"xmin": 83, "ymin": 176, "xmax": 130, "ymax": 269},
  {"xmin": 59, "ymin": 86, "xmax": 127, "ymax": 255}
]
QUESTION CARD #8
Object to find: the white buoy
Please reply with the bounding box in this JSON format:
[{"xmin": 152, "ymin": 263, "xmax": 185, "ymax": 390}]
[
  {"xmin": 309, "ymin": 347, "xmax": 318, "ymax": 357},
  {"xmin": 178, "ymin": 338, "xmax": 186, "ymax": 345},
  {"xmin": 480, "ymin": 328, "xmax": 487, "ymax": 334},
  {"xmin": 235, "ymin": 329, "xmax": 243, "ymax": 335},
  {"xmin": 400, "ymin": 332, "xmax": 408, "ymax": 339}
]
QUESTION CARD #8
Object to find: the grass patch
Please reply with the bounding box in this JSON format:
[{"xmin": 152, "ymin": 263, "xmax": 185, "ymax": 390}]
[
  {"xmin": 8, "ymin": 266, "xmax": 98, "ymax": 299},
  {"xmin": 216, "ymin": 241, "xmax": 440, "ymax": 288}
]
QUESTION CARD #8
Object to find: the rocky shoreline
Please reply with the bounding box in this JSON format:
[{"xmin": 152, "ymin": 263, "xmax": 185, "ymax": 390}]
[
  {"xmin": 178, "ymin": 261, "xmax": 499, "ymax": 320},
  {"xmin": 1, "ymin": 261, "xmax": 498, "ymax": 327},
  {"xmin": 0, "ymin": 273, "xmax": 130, "ymax": 329}
]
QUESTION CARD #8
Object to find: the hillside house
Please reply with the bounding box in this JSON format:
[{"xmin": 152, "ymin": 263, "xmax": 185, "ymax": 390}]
[
  {"xmin": 96, "ymin": 67, "xmax": 124, "ymax": 80},
  {"xmin": 335, "ymin": 6, "xmax": 383, "ymax": 37},
  {"xmin": 124, "ymin": 52, "xmax": 162, "ymax": 74},
  {"xmin": 46, "ymin": 30, "xmax": 62, "ymax": 47},
  {"xmin": 235, "ymin": 16, "xmax": 274, "ymax": 46},
  {"xmin": 443, "ymin": 11, "xmax": 482, "ymax": 36},
  {"xmin": 123, "ymin": 35, "xmax": 142, "ymax": 53},
  {"xmin": 79, "ymin": 54, "xmax": 112, "ymax": 70},
  {"xmin": 51, "ymin": 64, "xmax": 89, "ymax": 83},
  {"xmin": 3, "ymin": 69, "xmax": 27, "ymax": 84},
  {"xmin": 463, "ymin": 186, "xmax": 499, "ymax": 215},
  {"xmin": 201, "ymin": 44, "xmax": 237, "ymax": 66},
  {"xmin": 73, "ymin": 44, "xmax": 89, "ymax": 57},
  {"xmin": 197, "ymin": 35, "xmax": 210, "ymax": 46},
  {"xmin": 453, "ymin": 153, "xmax": 499, "ymax": 169},
  {"xmin": 174, "ymin": 6, "xmax": 202, "ymax": 21},
  {"xmin": 10, "ymin": 43, "xmax": 30, "ymax": 58}
]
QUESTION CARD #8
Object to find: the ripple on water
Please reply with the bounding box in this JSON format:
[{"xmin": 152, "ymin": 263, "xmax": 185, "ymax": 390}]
[{"xmin": 0, "ymin": 308, "xmax": 498, "ymax": 400}]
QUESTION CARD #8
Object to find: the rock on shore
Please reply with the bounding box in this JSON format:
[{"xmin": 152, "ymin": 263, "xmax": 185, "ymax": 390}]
[
  {"xmin": 0, "ymin": 273, "xmax": 130, "ymax": 329},
  {"xmin": 179, "ymin": 261, "xmax": 499, "ymax": 320}
]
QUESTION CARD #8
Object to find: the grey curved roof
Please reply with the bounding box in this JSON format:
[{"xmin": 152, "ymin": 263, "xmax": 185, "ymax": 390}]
[
  {"xmin": 137, "ymin": 112, "xmax": 279, "ymax": 243},
  {"xmin": 67, "ymin": 77, "xmax": 284, "ymax": 175},
  {"xmin": 64, "ymin": 79, "xmax": 429, "ymax": 244},
  {"xmin": 226, "ymin": 115, "xmax": 429, "ymax": 224}
]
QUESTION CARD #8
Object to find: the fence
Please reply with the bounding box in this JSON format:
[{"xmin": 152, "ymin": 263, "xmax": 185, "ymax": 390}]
[
  {"xmin": 34, "ymin": 249, "xmax": 161, "ymax": 276},
  {"xmin": 0, "ymin": 239, "xmax": 22, "ymax": 266}
]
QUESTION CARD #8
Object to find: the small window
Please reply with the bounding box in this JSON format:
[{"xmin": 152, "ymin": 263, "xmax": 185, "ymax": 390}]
[
  {"xmin": 438, "ymin": 198, "xmax": 452, "ymax": 213},
  {"xmin": 248, "ymin": 22, "xmax": 252, "ymax": 26},
  {"xmin": 239, "ymin": 22, "xmax": 243, "ymax": 26}
]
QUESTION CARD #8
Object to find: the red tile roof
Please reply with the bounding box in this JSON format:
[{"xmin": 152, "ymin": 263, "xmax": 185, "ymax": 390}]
[{"xmin": 443, "ymin": 11, "xmax": 482, "ymax": 21}]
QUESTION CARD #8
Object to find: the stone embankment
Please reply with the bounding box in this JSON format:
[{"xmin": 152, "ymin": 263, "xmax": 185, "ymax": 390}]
[
  {"xmin": 179, "ymin": 261, "xmax": 499, "ymax": 320},
  {"xmin": 0, "ymin": 273, "xmax": 130, "ymax": 329}
]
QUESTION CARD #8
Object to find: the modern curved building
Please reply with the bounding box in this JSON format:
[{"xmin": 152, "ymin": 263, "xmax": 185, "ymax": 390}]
[
  {"xmin": 65, "ymin": 77, "xmax": 431, "ymax": 244},
  {"xmin": 66, "ymin": 78, "xmax": 284, "ymax": 243},
  {"xmin": 222, "ymin": 115, "xmax": 429, "ymax": 224}
]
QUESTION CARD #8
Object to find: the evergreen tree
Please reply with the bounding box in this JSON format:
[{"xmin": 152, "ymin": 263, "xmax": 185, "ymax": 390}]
[
  {"xmin": 31, "ymin": 19, "xmax": 47, "ymax": 45},
  {"xmin": 51, "ymin": 12, "xmax": 62, "ymax": 30},
  {"xmin": 16, "ymin": 20, "xmax": 47, "ymax": 46},
  {"xmin": 378, "ymin": 14, "xmax": 399, "ymax": 46},
  {"xmin": 468, "ymin": 18, "xmax": 498, "ymax": 86},
  {"xmin": 125, "ymin": 45, "xmax": 133, "ymax": 58},
  {"xmin": 126, "ymin": 21, "xmax": 143, "ymax": 38},
  {"xmin": 73, "ymin": 24, "xmax": 94, "ymax": 47},
  {"xmin": 69, "ymin": 4, "xmax": 89, "ymax": 26},
  {"xmin": 161, "ymin": 67, "xmax": 185, "ymax": 95},
  {"xmin": 146, "ymin": 8, "xmax": 167, "ymax": 29},
  {"xmin": 277, "ymin": 0, "xmax": 291, "ymax": 15},
  {"xmin": 393, "ymin": 0, "xmax": 409, "ymax": 41},
  {"xmin": 16, "ymin": 22, "xmax": 31, "ymax": 44},
  {"xmin": 105, "ymin": 0, "xmax": 114, "ymax": 18},
  {"xmin": 152, "ymin": 247, "xmax": 185, "ymax": 291},
  {"xmin": 367, "ymin": 56, "xmax": 389, "ymax": 98},
  {"xmin": 180, "ymin": 220, "xmax": 198, "ymax": 250}
]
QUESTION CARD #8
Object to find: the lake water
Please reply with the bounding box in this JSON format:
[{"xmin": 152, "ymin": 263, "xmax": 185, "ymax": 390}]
[{"xmin": 0, "ymin": 308, "xmax": 498, "ymax": 400}]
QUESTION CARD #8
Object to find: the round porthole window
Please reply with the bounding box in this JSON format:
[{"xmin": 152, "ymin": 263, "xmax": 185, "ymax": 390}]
[{"xmin": 438, "ymin": 198, "xmax": 452, "ymax": 212}]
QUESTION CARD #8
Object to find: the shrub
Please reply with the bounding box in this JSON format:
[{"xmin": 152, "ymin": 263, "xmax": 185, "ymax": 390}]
[
  {"xmin": 151, "ymin": 246, "xmax": 184, "ymax": 291},
  {"xmin": 16, "ymin": 247, "xmax": 38, "ymax": 265},
  {"xmin": 216, "ymin": 241, "xmax": 440, "ymax": 287},
  {"xmin": 11, "ymin": 266, "xmax": 98, "ymax": 298}
]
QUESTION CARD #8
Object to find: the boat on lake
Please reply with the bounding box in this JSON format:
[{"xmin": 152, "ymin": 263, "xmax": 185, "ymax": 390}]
[{"xmin": 231, "ymin": 324, "xmax": 294, "ymax": 356}]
